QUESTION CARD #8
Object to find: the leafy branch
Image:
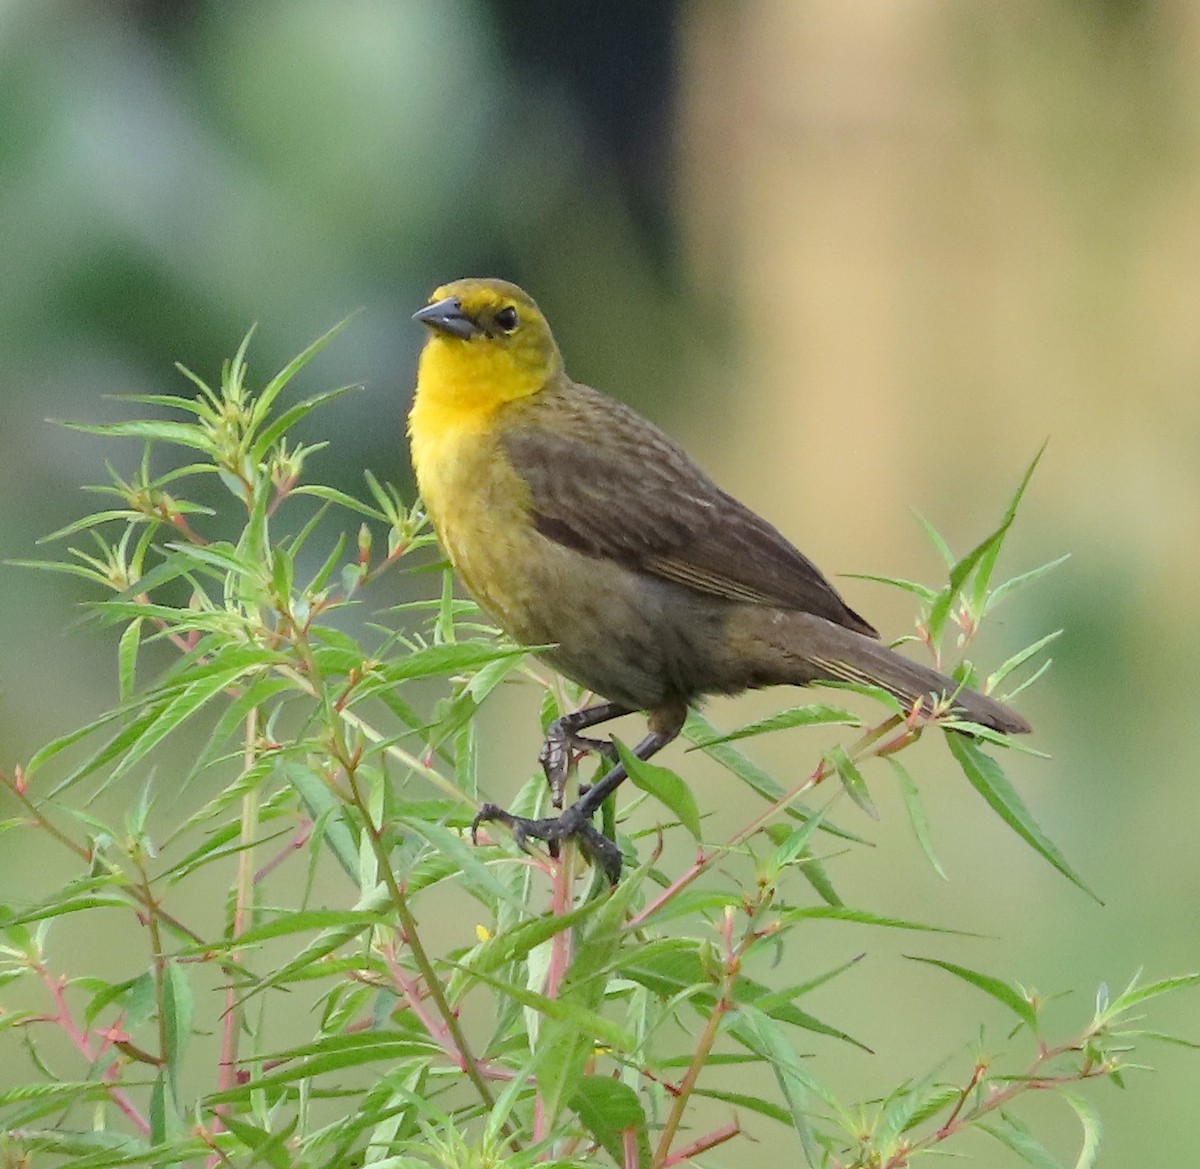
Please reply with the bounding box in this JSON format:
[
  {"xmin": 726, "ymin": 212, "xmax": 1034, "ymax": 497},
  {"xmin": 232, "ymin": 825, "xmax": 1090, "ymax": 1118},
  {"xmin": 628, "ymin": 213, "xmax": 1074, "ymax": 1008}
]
[{"xmin": 0, "ymin": 330, "xmax": 1192, "ymax": 1169}]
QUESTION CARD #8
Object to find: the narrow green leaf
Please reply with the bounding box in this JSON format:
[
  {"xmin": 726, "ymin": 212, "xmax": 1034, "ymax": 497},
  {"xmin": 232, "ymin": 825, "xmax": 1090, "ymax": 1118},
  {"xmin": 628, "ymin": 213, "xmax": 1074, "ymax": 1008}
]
[
  {"xmin": 153, "ymin": 539, "xmax": 254, "ymax": 581},
  {"xmin": 291, "ymin": 483, "xmax": 386, "ymax": 520},
  {"xmin": 630, "ymin": 888, "xmax": 742, "ymax": 926},
  {"xmin": 283, "ymin": 763, "xmax": 360, "ymax": 882},
  {"xmin": 616, "ymin": 938, "xmax": 721, "ymax": 999},
  {"xmin": 208, "ymin": 1033, "xmax": 442, "ymax": 1100},
  {"xmin": 615, "ymin": 739, "xmax": 701, "ymax": 839},
  {"xmin": 114, "ymin": 391, "xmax": 217, "ymax": 416},
  {"xmin": 428, "ymin": 561, "xmax": 454, "ymax": 644},
  {"xmin": 396, "ymin": 816, "xmax": 526, "ymax": 912},
  {"xmin": 149, "ymin": 1071, "xmax": 167, "ymax": 1146},
  {"xmin": 689, "ymin": 704, "xmax": 862, "ymax": 748},
  {"xmin": 160, "ymin": 819, "xmax": 242, "ymax": 882},
  {"xmin": 985, "ymin": 553, "xmax": 1071, "ymax": 614},
  {"xmin": 820, "ymin": 678, "xmax": 906, "ymax": 715},
  {"xmin": 239, "ymin": 887, "xmax": 394, "ymax": 998},
  {"xmin": 684, "ymin": 711, "xmax": 858, "ymax": 840},
  {"xmin": 874, "ymin": 1076, "xmax": 951, "ymax": 1148},
  {"xmin": 980, "ymin": 1110, "xmax": 1065, "ymax": 1169},
  {"xmin": 804, "ymin": 864, "xmax": 847, "ymax": 914},
  {"xmin": 987, "ymin": 630, "xmax": 1062, "ymax": 692},
  {"xmin": 692, "ymin": 1087, "xmax": 790, "ymax": 1124},
  {"xmin": 780, "ymin": 905, "xmax": 965, "ymax": 934},
  {"xmin": 1, "ymin": 894, "xmax": 132, "ymax": 928},
  {"xmin": 1064, "ymin": 1092, "xmax": 1102, "ymax": 1169},
  {"xmin": 731, "ymin": 1006, "xmax": 837, "ymax": 1164},
  {"xmin": 219, "ymin": 1114, "xmax": 295, "ymax": 1169},
  {"xmin": 735, "ymin": 979, "xmax": 870, "ymax": 1050},
  {"xmin": 93, "ymin": 651, "xmax": 272, "ymax": 793},
  {"xmin": 911, "ymin": 509, "xmax": 956, "ymax": 567},
  {"xmin": 769, "ymin": 804, "xmax": 830, "ymax": 872},
  {"xmin": 102, "ymin": 547, "xmax": 211, "ymax": 603},
  {"xmin": 456, "ymin": 899, "xmax": 604, "ymax": 982},
  {"xmin": 452, "ymin": 719, "xmax": 477, "ymax": 801},
  {"xmin": 1004, "ymin": 655, "xmax": 1055, "ymax": 701},
  {"xmin": 1106, "ymin": 971, "xmax": 1200, "ymax": 1014},
  {"xmin": 304, "ymin": 529, "xmax": 348, "ymax": 594},
  {"xmin": 162, "ymin": 959, "xmax": 192, "ymax": 1107},
  {"xmin": 946, "ymin": 734, "xmax": 1099, "ymax": 901},
  {"xmin": 253, "ymin": 316, "xmax": 355, "ymax": 429},
  {"xmin": 360, "ymin": 641, "xmax": 528, "ymax": 688},
  {"xmin": 969, "ymin": 442, "xmax": 1048, "ymax": 616},
  {"xmin": 452, "ymin": 963, "xmax": 634, "ymax": 1053},
  {"xmin": 214, "ymin": 910, "xmax": 390, "ymax": 948},
  {"xmin": 1118, "ymin": 1029, "xmax": 1200, "ymax": 1049},
  {"xmin": 464, "ymin": 650, "xmax": 529, "ymax": 703},
  {"xmin": 59, "ymin": 419, "xmax": 212, "ymax": 451},
  {"xmin": 682, "ymin": 711, "xmax": 780, "ymax": 808},
  {"xmin": 906, "ymin": 955, "xmax": 1038, "ymax": 1026},
  {"xmin": 116, "ymin": 619, "xmax": 142, "ymax": 703},
  {"xmin": 180, "ymin": 674, "xmax": 293, "ymax": 791},
  {"xmin": 745, "ymin": 954, "xmax": 864, "ymax": 1013},
  {"xmin": 617, "ymin": 939, "xmax": 866, "ymax": 1049},
  {"xmin": 535, "ymin": 1021, "xmax": 596, "ymax": 1132},
  {"xmin": 841, "ymin": 571, "xmax": 939, "ymax": 601},
  {"xmin": 46, "ymin": 709, "xmax": 160, "ymax": 795},
  {"xmin": 0, "ymin": 1116, "xmax": 148, "ymax": 1159},
  {"xmin": 898, "ymin": 1085, "xmax": 964, "ymax": 1134},
  {"xmin": 269, "ymin": 545, "xmax": 292, "ymax": 603},
  {"xmin": 249, "ymin": 385, "xmax": 357, "ymax": 464},
  {"xmin": 888, "ymin": 757, "xmax": 947, "ymax": 879},
  {"xmin": 827, "ymin": 744, "xmax": 877, "ymax": 819},
  {"xmin": 35, "ymin": 510, "xmax": 147, "ymax": 543},
  {"xmin": 24, "ymin": 706, "xmax": 125, "ymax": 778},
  {"xmin": 928, "ymin": 443, "xmax": 1046, "ymax": 645},
  {"xmin": 6, "ymin": 558, "xmax": 118, "ymax": 585}
]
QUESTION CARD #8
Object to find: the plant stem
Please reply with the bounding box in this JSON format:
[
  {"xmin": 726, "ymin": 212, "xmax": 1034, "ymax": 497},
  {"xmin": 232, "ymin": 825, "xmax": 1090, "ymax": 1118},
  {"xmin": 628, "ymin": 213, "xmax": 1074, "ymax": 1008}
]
[
  {"xmin": 132, "ymin": 856, "xmax": 170, "ymax": 1069},
  {"xmin": 341, "ymin": 764, "xmax": 523, "ymax": 1154},
  {"xmin": 653, "ymin": 913, "xmax": 739, "ymax": 1166},
  {"xmin": 215, "ymin": 711, "xmax": 259, "ymax": 1107},
  {"xmin": 634, "ymin": 712, "xmax": 909, "ymax": 928},
  {"xmin": 35, "ymin": 965, "xmax": 151, "ymax": 1135}
]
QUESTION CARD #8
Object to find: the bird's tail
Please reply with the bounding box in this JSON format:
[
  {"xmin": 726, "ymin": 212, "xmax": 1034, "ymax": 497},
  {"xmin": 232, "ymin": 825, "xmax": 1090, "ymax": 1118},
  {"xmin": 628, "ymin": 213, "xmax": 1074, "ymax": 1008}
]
[{"xmin": 728, "ymin": 609, "xmax": 1031, "ymax": 735}]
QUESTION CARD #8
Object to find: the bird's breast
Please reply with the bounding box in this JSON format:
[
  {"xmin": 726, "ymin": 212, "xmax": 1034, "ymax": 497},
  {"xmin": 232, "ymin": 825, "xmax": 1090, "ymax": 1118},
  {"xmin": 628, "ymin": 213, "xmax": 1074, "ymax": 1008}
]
[
  {"xmin": 409, "ymin": 385, "xmax": 741, "ymax": 711},
  {"xmin": 410, "ymin": 402, "xmax": 546, "ymax": 634}
]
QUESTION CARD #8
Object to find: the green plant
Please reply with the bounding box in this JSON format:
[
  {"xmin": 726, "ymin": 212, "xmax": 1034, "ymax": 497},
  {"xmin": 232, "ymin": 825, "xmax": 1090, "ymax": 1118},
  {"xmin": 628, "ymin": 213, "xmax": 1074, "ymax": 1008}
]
[{"xmin": 1, "ymin": 330, "xmax": 1193, "ymax": 1169}]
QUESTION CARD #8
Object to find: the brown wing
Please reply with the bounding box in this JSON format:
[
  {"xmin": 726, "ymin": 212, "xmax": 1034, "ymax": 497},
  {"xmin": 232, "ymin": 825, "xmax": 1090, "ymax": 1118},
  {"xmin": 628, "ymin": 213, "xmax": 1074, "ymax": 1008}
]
[{"xmin": 501, "ymin": 380, "xmax": 878, "ymax": 638}]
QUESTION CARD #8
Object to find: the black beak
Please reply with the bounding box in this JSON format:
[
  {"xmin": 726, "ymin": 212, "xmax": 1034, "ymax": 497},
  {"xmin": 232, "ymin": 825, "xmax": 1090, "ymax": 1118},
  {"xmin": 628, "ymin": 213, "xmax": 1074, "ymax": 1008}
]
[{"xmin": 412, "ymin": 296, "xmax": 484, "ymax": 341}]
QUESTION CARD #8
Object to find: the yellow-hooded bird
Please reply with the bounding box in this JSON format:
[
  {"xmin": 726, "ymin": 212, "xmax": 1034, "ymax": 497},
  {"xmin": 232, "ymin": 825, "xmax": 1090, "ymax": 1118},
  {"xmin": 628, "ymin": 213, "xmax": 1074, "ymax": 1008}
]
[{"xmin": 410, "ymin": 277, "xmax": 1029, "ymax": 878}]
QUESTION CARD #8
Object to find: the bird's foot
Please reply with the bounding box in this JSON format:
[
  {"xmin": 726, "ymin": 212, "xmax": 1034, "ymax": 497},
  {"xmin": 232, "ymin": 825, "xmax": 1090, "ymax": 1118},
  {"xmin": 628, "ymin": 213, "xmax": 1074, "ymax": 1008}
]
[
  {"xmin": 471, "ymin": 801, "xmax": 623, "ymax": 884},
  {"xmin": 539, "ymin": 730, "xmax": 618, "ymax": 808},
  {"xmin": 538, "ymin": 703, "xmax": 631, "ymax": 807},
  {"xmin": 537, "ymin": 736, "xmax": 571, "ymax": 807}
]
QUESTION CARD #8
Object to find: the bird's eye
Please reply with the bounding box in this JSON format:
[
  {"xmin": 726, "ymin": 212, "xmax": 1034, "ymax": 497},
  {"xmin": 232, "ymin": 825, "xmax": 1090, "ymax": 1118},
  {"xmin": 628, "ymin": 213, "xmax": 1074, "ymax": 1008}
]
[{"xmin": 494, "ymin": 306, "xmax": 519, "ymax": 333}]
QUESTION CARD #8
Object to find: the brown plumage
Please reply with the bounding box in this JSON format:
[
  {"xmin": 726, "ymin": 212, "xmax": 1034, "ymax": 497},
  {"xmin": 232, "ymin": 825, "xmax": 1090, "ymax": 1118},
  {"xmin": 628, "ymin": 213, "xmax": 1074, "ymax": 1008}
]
[{"xmin": 410, "ymin": 278, "xmax": 1030, "ymax": 878}]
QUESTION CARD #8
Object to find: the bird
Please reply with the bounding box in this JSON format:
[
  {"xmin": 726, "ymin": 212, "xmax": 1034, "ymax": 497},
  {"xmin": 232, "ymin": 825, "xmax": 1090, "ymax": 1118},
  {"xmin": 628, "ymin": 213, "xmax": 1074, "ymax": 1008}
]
[{"xmin": 409, "ymin": 277, "xmax": 1030, "ymax": 880}]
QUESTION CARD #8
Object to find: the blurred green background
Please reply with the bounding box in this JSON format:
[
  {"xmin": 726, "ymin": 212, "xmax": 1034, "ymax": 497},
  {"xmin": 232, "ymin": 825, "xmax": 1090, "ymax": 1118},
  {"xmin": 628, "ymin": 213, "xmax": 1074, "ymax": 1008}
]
[{"xmin": 2, "ymin": 1, "xmax": 1198, "ymax": 1164}]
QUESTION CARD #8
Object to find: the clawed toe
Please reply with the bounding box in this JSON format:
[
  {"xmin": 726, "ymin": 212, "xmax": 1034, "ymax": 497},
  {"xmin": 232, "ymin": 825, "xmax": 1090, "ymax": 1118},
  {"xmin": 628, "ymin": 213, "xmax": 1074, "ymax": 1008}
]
[
  {"xmin": 538, "ymin": 739, "xmax": 572, "ymax": 808},
  {"xmin": 539, "ymin": 702, "xmax": 632, "ymax": 808},
  {"xmin": 470, "ymin": 801, "xmax": 623, "ymax": 883},
  {"xmin": 573, "ymin": 822, "xmax": 623, "ymax": 883}
]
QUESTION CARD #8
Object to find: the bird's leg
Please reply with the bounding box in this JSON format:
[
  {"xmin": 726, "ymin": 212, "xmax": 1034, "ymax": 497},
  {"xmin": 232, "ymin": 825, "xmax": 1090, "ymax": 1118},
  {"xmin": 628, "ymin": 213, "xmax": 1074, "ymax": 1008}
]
[
  {"xmin": 474, "ymin": 701, "xmax": 685, "ymax": 883},
  {"xmin": 539, "ymin": 701, "xmax": 634, "ymax": 808}
]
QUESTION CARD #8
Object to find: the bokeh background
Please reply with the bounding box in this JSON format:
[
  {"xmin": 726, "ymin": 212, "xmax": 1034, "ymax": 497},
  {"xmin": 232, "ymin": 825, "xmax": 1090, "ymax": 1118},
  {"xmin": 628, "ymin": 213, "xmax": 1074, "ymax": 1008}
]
[{"xmin": 2, "ymin": 1, "xmax": 1198, "ymax": 1164}]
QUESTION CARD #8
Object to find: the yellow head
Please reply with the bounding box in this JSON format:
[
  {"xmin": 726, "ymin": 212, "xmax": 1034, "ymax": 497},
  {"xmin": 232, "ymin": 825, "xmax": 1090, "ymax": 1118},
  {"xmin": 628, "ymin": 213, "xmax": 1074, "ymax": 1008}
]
[{"xmin": 412, "ymin": 278, "xmax": 562, "ymax": 420}]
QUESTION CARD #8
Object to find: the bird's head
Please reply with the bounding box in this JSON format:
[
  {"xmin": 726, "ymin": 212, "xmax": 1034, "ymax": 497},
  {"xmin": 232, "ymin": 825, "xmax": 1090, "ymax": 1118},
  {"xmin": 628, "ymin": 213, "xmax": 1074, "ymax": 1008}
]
[{"xmin": 413, "ymin": 278, "xmax": 562, "ymax": 405}]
